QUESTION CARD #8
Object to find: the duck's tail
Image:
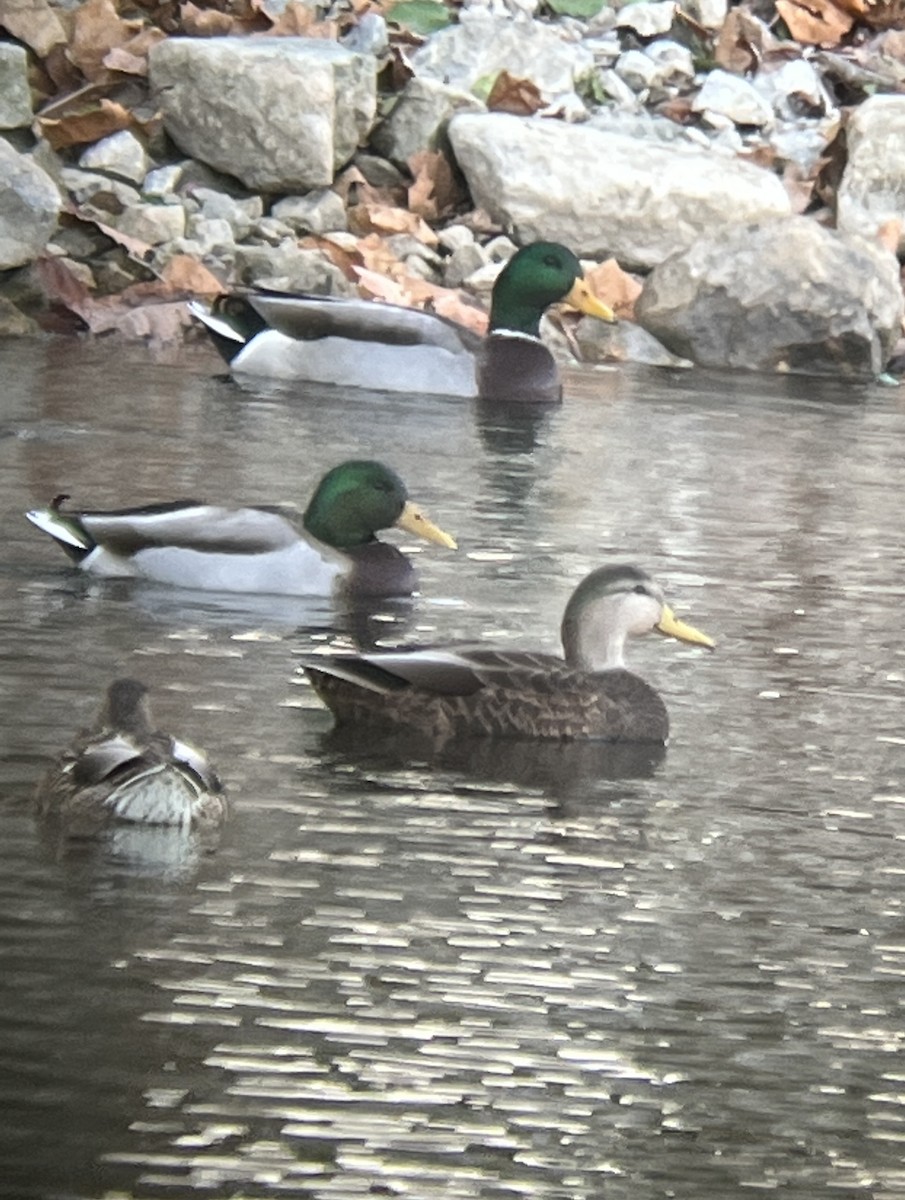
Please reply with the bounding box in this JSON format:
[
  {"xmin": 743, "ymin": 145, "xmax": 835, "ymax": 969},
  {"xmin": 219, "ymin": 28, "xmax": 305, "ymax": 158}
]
[{"xmin": 25, "ymin": 495, "xmax": 94, "ymax": 563}]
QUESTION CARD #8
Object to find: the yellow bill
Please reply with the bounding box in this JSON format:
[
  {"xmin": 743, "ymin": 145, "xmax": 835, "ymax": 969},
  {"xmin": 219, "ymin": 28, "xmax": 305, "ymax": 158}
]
[
  {"xmin": 395, "ymin": 500, "xmax": 457, "ymax": 549},
  {"xmin": 656, "ymin": 604, "xmax": 715, "ymax": 649},
  {"xmin": 564, "ymin": 277, "xmax": 616, "ymax": 323}
]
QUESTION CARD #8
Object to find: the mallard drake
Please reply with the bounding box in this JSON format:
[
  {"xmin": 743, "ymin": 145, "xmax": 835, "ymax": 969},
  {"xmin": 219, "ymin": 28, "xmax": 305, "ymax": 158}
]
[
  {"xmin": 303, "ymin": 564, "xmax": 714, "ymax": 742},
  {"xmin": 35, "ymin": 678, "xmax": 226, "ymax": 830},
  {"xmin": 189, "ymin": 241, "xmax": 614, "ymax": 404},
  {"xmin": 25, "ymin": 460, "xmax": 456, "ymax": 598}
]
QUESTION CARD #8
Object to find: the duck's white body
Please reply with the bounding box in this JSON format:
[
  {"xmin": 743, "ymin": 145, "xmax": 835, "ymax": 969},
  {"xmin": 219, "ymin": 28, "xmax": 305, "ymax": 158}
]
[
  {"xmin": 26, "ymin": 503, "xmax": 349, "ymax": 596},
  {"xmin": 191, "ymin": 295, "xmax": 481, "ymax": 397},
  {"xmin": 231, "ymin": 329, "xmax": 478, "ymax": 396}
]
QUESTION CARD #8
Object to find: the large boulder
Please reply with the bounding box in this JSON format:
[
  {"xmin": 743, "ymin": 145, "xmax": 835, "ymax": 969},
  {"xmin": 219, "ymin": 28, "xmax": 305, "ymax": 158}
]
[
  {"xmin": 411, "ymin": 15, "xmax": 593, "ymax": 97},
  {"xmin": 0, "ymin": 44, "xmax": 32, "ymax": 129},
  {"xmin": 447, "ymin": 112, "xmax": 791, "ymax": 269},
  {"xmin": 837, "ymin": 95, "xmax": 905, "ymax": 254},
  {"xmin": 635, "ymin": 216, "xmax": 903, "ymax": 376},
  {"xmin": 0, "ymin": 141, "xmax": 61, "ymax": 270},
  {"xmin": 149, "ymin": 37, "xmax": 377, "ymax": 192}
]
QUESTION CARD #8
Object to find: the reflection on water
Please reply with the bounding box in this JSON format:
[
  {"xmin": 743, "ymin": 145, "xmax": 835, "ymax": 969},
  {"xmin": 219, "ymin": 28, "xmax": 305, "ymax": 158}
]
[{"xmin": 1, "ymin": 339, "xmax": 905, "ymax": 1199}]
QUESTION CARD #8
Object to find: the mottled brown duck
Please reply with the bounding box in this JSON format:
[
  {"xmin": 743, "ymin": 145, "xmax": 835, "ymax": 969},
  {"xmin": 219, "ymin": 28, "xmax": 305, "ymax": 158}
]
[
  {"xmin": 303, "ymin": 564, "xmax": 714, "ymax": 743},
  {"xmin": 35, "ymin": 679, "xmax": 226, "ymax": 831}
]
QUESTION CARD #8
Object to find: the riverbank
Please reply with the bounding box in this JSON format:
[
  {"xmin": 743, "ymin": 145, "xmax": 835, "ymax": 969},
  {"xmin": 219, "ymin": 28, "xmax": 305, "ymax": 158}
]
[{"xmin": 2, "ymin": 0, "xmax": 904, "ymax": 375}]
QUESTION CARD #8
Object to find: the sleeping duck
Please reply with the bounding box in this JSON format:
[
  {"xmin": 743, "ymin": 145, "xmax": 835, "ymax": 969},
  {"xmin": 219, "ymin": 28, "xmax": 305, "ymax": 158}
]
[
  {"xmin": 303, "ymin": 564, "xmax": 714, "ymax": 742},
  {"xmin": 190, "ymin": 241, "xmax": 614, "ymax": 403},
  {"xmin": 26, "ymin": 460, "xmax": 456, "ymax": 598},
  {"xmin": 35, "ymin": 678, "xmax": 226, "ymax": 831}
]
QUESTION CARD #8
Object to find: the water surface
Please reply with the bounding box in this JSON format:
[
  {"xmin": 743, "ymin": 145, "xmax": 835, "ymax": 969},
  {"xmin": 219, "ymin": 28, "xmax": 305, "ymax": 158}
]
[{"xmin": 1, "ymin": 338, "xmax": 904, "ymax": 1199}]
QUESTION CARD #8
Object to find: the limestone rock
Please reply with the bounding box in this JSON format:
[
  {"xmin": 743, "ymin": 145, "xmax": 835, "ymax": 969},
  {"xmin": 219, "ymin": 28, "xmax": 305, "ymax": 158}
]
[
  {"xmin": 0, "ymin": 142, "xmax": 61, "ymax": 270},
  {"xmin": 271, "ymin": 189, "xmax": 348, "ymax": 234},
  {"xmin": 115, "ymin": 203, "xmax": 187, "ymax": 245},
  {"xmin": 615, "ymin": 1, "xmax": 676, "ymax": 37},
  {"xmin": 447, "ymin": 112, "xmax": 791, "ymax": 269},
  {"xmin": 79, "ymin": 131, "xmax": 150, "ymax": 185},
  {"xmin": 0, "ymin": 44, "xmax": 32, "ymax": 129},
  {"xmin": 635, "ymin": 216, "xmax": 904, "ymax": 376},
  {"xmin": 371, "ymin": 77, "xmax": 484, "ymax": 169},
  {"xmin": 692, "ymin": 69, "xmax": 774, "ymax": 127},
  {"xmin": 837, "ymin": 94, "xmax": 905, "ymax": 253},
  {"xmin": 149, "ymin": 37, "xmax": 377, "ymax": 191},
  {"xmin": 410, "ymin": 15, "xmax": 594, "ymax": 97}
]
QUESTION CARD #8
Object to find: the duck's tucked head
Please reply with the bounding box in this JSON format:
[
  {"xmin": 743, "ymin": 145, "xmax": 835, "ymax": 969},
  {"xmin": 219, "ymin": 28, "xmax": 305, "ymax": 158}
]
[
  {"xmin": 560, "ymin": 564, "xmax": 714, "ymax": 672},
  {"xmin": 489, "ymin": 242, "xmax": 615, "ymax": 337},
  {"xmin": 97, "ymin": 678, "xmax": 155, "ymax": 738},
  {"xmin": 303, "ymin": 460, "xmax": 457, "ymax": 551}
]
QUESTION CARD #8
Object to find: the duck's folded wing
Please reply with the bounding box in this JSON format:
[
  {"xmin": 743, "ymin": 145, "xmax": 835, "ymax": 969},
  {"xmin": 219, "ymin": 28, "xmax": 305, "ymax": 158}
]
[
  {"xmin": 305, "ymin": 648, "xmax": 564, "ymax": 697},
  {"xmin": 250, "ymin": 294, "xmax": 482, "ymax": 356},
  {"xmin": 76, "ymin": 504, "xmax": 302, "ymax": 555}
]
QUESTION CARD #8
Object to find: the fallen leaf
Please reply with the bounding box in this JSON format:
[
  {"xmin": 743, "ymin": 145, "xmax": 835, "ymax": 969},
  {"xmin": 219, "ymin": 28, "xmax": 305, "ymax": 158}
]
[
  {"xmin": 354, "ymin": 232, "xmax": 407, "ymax": 276},
  {"xmin": 782, "ymin": 163, "xmax": 818, "ymax": 213},
  {"xmin": 298, "ymin": 235, "xmax": 362, "ymax": 281},
  {"xmin": 584, "ymin": 258, "xmax": 641, "ymax": 321},
  {"xmin": 384, "ymin": 0, "xmax": 452, "ymax": 35},
  {"xmin": 353, "ymin": 266, "xmax": 412, "ymax": 305},
  {"xmin": 103, "ymin": 27, "xmax": 166, "ymax": 75},
  {"xmin": 333, "ymin": 165, "xmax": 403, "ymax": 208},
  {"xmin": 179, "ymin": 2, "xmax": 238, "ymax": 35},
  {"xmin": 159, "ymin": 255, "xmax": 226, "ymax": 296},
  {"xmin": 35, "ymin": 255, "xmax": 95, "ymax": 324},
  {"xmin": 267, "ymin": 0, "xmax": 338, "ymax": 36},
  {"xmin": 775, "ymin": 0, "xmax": 854, "ymax": 45},
  {"xmin": 348, "ymin": 202, "xmax": 438, "ymax": 245},
  {"xmin": 715, "ymin": 8, "xmax": 774, "ymax": 72},
  {"xmin": 0, "ymin": 0, "xmax": 67, "ymax": 57},
  {"xmin": 486, "ymin": 70, "xmax": 545, "ymax": 116},
  {"xmin": 876, "ymin": 218, "xmax": 902, "ymax": 254},
  {"xmin": 69, "ymin": 0, "xmax": 145, "ymax": 81},
  {"xmin": 38, "ymin": 98, "xmax": 134, "ymax": 150},
  {"xmin": 93, "ymin": 299, "xmax": 196, "ymax": 343},
  {"xmin": 407, "ymin": 150, "xmax": 464, "ymax": 222}
]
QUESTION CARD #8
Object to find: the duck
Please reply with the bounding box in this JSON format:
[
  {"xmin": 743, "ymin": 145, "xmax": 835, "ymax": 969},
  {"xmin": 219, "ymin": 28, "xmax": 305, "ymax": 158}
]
[
  {"xmin": 25, "ymin": 460, "xmax": 456, "ymax": 598},
  {"xmin": 302, "ymin": 564, "xmax": 714, "ymax": 742},
  {"xmin": 189, "ymin": 241, "xmax": 615, "ymax": 404},
  {"xmin": 35, "ymin": 678, "xmax": 227, "ymax": 831}
]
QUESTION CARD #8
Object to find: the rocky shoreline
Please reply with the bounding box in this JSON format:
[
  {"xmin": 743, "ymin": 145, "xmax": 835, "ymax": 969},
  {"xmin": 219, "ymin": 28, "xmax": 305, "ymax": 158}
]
[{"xmin": 2, "ymin": 0, "xmax": 904, "ymax": 377}]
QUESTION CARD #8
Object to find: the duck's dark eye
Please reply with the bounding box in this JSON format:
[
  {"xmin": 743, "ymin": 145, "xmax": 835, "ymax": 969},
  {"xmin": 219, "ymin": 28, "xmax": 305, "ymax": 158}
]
[
  {"xmin": 543, "ymin": 254, "xmax": 562, "ymax": 269},
  {"xmin": 632, "ymin": 584, "xmax": 648, "ymax": 595},
  {"xmin": 374, "ymin": 480, "xmax": 394, "ymax": 494}
]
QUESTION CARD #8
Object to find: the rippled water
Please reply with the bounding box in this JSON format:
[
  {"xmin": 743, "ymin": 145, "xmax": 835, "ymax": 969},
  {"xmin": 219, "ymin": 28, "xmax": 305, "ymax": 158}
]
[{"xmin": 2, "ymin": 338, "xmax": 905, "ymax": 1199}]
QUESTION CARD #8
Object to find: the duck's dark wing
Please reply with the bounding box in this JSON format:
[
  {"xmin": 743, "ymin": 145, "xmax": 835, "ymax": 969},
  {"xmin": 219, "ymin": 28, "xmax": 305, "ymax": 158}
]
[
  {"xmin": 304, "ymin": 649, "xmax": 669, "ymax": 742},
  {"xmin": 250, "ymin": 294, "xmax": 483, "ymax": 356}
]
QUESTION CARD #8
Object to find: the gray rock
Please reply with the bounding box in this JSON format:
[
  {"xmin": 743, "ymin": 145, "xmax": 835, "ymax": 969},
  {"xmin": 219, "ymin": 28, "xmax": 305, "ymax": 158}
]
[
  {"xmin": 614, "ymin": 1, "xmax": 675, "ymax": 37},
  {"xmin": 271, "ymin": 189, "xmax": 347, "ymax": 234},
  {"xmin": 752, "ymin": 58, "xmax": 835, "ymax": 123},
  {"xmin": 444, "ymin": 241, "xmax": 488, "ymax": 287},
  {"xmin": 0, "ymin": 142, "xmax": 62, "ymax": 269},
  {"xmin": 614, "ymin": 50, "xmax": 661, "ymax": 94},
  {"xmin": 192, "ymin": 188, "xmax": 263, "ymax": 239},
  {"xmin": 371, "ymin": 77, "xmax": 484, "ymax": 169},
  {"xmin": 0, "ymin": 295, "xmax": 39, "ymax": 337},
  {"xmin": 0, "ymin": 44, "xmax": 32, "ymax": 130},
  {"xmin": 341, "ymin": 12, "xmax": 388, "ymax": 56},
  {"xmin": 438, "ymin": 224, "xmax": 475, "ymax": 253},
  {"xmin": 678, "ymin": 0, "xmax": 727, "ymax": 28},
  {"xmin": 61, "ymin": 167, "xmax": 141, "ymax": 214},
  {"xmin": 184, "ymin": 215, "xmax": 235, "ymax": 254},
  {"xmin": 143, "ymin": 164, "xmax": 184, "ymax": 197},
  {"xmin": 575, "ymin": 316, "xmax": 691, "ymax": 368},
  {"xmin": 837, "ymin": 94, "xmax": 905, "ymax": 253},
  {"xmin": 250, "ymin": 216, "xmax": 295, "ymax": 244},
  {"xmin": 411, "ymin": 15, "xmax": 594, "ymax": 97},
  {"xmin": 636, "ymin": 216, "xmax": 903, "ymax": 376},
  {"xmin": 692, "ymin": 69, "xmax": 774, "ymax": 128},
  {"xmin": 79, "ymin": 131, "xmax": 150, "ymax": 185},
  {"xmin": 644, "ymin": 40, "xmax": 695, "ymax": 87},
  {"xmin": 149, "ymin": 37, "xmax": 377, "ymax": 191},
  {"xmin": 233, "ymin": 243, "xmax": 354, "ymax": 294},
  {"xmin": 353, "ymin": 153, "xmax": 408, "ymax": 188},
  {"xmin": 115, "ymin": 202, "xmax": 187, "ymax": 245},
  {"xmin": 448, "ymin": 113, "xmax": 791, "ymax": 269}
]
